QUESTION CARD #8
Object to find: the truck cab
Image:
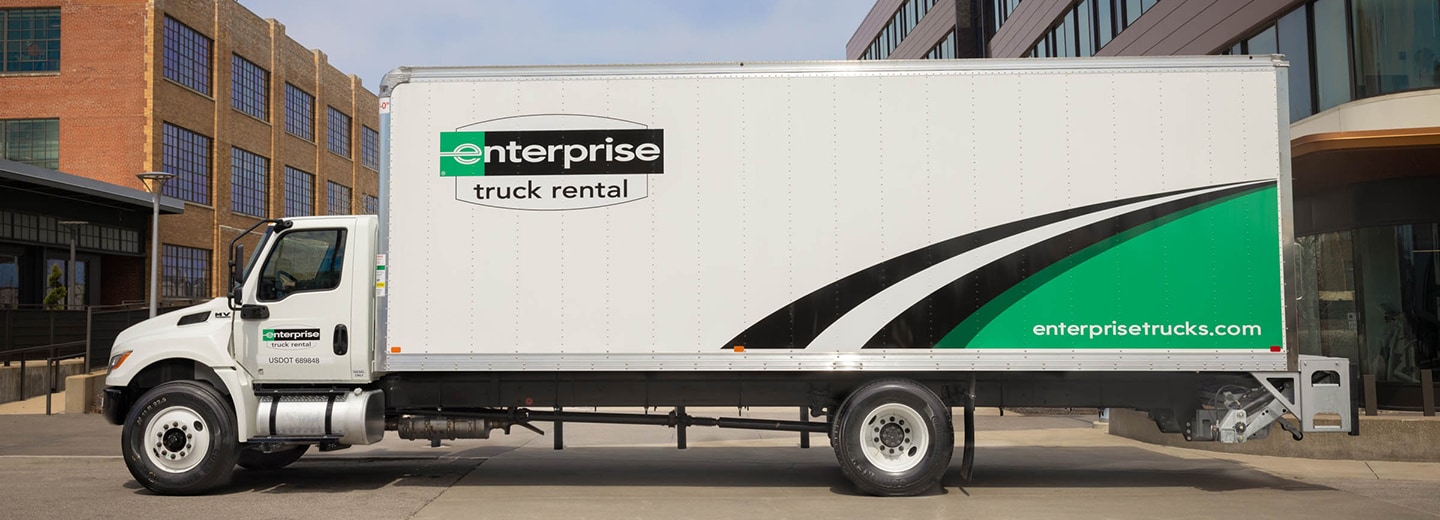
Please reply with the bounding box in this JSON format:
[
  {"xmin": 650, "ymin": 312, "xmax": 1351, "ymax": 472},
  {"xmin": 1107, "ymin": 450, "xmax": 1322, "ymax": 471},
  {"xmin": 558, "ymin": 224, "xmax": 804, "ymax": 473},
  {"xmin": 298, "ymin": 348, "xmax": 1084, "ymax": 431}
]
[{"xmin": 103, "ymin": 215, "xmax": 383, "ymax": 494}]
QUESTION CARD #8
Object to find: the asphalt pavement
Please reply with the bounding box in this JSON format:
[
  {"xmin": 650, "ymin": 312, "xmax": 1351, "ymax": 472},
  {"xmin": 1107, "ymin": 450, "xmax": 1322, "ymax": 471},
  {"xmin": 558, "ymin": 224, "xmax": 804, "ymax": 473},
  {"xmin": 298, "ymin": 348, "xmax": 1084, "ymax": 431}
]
[{"xmin": 1, "ymin": 408, "xmax": 1438, "ymax": 519}]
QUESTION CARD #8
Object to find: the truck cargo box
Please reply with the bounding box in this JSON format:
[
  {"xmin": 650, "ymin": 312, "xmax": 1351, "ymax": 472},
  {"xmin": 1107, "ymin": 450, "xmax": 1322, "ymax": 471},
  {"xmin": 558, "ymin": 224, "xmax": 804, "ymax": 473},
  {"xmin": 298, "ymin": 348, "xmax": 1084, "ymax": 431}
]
[{"xmin": 381, "ymin": 57, "xmax": 1294, "ymax": 373}]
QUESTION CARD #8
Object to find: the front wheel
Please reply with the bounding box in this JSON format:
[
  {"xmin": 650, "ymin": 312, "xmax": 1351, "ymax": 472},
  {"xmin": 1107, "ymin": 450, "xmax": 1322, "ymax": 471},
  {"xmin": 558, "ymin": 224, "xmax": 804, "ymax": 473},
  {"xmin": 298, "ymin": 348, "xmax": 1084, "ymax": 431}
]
[
  {"xmin": 832, "ymin": 378, "xmax": 954, "ymax": 496},
  {"xmin": 121, "ymin": 381, "xmax": 240, "ymax": 495}
]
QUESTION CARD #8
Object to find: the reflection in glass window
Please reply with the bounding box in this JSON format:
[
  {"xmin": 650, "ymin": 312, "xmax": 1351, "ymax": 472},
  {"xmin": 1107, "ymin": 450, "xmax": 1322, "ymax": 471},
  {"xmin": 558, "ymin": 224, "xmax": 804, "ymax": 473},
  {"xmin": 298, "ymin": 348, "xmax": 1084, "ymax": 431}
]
[
  {"xmin": 1313, "ymin": 0, "xmax": 1351, "ymax": 112},
  {"xmin": 1277, "ymin": 8, "xmax": 1313, "ymax": 121},
  {"xmin": 1352, "ymin": 0, "xmax": 1440, "ymax": 97},
  {"xmin": 327, "ymin": 106, "xmax": 350, "ymax": 158},
  {"xmin": 0, "ymin": 254, "xmax": 17, "ymax": 307},
  {"xmin": 1246, "ymin": 26, "xmax": 1278, "ymax": 56},
  {"xmin": 162, "ymin": 244, "xmax": 211, "ymax": 299},
  {"xmin": 326, "ymin": 181, "xmax": 351, "ymax": 215},
  {"xmin": 258, "ymin": 229, "xmax": 346, "ymax": 301},
  {"xmin": 161, "ymin": 123, "xmax": 211, "ymax": 205},
  {"xmin": 1124, "ymin": 0, "xmax": 1143, "ymax": 28},
  {"xmin": 284, "ymin": 84, "xmax": 314, "ymax": 141},
  {"xmin": 361, "ymin": 126, "xmax": 379, "ymax": 170},
  {"xmin": 232, "ymin": 54, "xmax": 268, "ymax": 120},
  {"xmin": 231, "ymin": 147, "xmax": 268, "ymax": 217},
  {"xmin": 1, "ymin": 118, "xmax": 58, "ymax": 169},
  {"xmin": 284, "ymin": 166, "xmax": 314, "ymax": 217},
  {"xmin": 1, "ymin": 8, "xmax": 61, "ymax": 72},
  {"xmin": 162, "ymin": 16, "xmax": 211, "ymax": 95}
]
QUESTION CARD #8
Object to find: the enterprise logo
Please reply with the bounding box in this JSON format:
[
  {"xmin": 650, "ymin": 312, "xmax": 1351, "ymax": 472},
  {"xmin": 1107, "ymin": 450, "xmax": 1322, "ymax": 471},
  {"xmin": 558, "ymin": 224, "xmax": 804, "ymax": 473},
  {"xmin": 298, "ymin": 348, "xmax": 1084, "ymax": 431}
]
[
  {"xmin": 262, "ymin": 328, "xmax": 321, "ymax": 341},
  {"xmin": 440, "ymin": 129, "xmax": 664, "ymax": 177}
]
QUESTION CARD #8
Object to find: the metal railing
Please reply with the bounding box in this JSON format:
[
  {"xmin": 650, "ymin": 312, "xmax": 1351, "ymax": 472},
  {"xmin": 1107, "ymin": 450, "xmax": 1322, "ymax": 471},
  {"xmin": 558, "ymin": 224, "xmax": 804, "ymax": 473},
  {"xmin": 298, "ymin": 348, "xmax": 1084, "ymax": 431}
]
[
  {"xmin": 1, "ymin": 300, "xmax": 207, "ymax": 411},
  {"xmin": 3, "ymin": 340, "xmax": 86, "ymax": 414}
]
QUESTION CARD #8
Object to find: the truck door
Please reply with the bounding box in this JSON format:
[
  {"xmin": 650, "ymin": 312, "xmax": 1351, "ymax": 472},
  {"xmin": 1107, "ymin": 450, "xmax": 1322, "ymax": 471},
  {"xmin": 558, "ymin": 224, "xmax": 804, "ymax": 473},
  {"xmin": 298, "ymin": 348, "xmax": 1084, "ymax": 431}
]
[{"xmin": 236, "ymin": 218, "xmax": 361, "ymax": 383}]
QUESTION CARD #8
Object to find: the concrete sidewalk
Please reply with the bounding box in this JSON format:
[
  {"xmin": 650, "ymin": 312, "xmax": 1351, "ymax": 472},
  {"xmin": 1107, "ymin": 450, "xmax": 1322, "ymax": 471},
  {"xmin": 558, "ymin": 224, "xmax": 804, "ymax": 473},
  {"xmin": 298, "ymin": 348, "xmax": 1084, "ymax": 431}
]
[{"xmin": 0, "ymin": 390, "xmax": 67, "ymax": 415}]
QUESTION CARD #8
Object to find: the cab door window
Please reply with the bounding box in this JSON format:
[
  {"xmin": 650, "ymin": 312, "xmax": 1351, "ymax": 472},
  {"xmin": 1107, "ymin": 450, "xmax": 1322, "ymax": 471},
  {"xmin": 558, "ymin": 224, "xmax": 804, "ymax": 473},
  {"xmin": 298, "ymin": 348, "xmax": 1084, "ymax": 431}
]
[{"xmin": 257, "ymin": 229, "xmax": 346, "ymax": 301}]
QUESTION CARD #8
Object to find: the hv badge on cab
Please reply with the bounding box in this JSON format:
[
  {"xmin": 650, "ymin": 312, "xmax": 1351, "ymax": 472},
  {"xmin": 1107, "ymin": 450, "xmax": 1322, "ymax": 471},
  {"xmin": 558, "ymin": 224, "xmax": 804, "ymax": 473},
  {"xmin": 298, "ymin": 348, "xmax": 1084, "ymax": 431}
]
[{"xmin": 439, "ymin": 114, "xmax": 664, "ymax": 211}]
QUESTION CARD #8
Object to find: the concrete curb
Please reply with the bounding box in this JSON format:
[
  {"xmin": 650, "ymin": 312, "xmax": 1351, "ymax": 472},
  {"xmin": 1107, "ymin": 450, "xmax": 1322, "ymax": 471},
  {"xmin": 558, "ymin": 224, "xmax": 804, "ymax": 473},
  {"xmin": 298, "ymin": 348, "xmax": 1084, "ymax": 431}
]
[
  {"xmin": 0, "ymin": 358, "xmax": 88, "ymax": 405},
  {"xmin": 1108, "ymin": 408, "xmax": 1440, "ymax": 462},
  {"xmin": 65, "ymin": 372, "xmax": 106, "ymax": 414}
]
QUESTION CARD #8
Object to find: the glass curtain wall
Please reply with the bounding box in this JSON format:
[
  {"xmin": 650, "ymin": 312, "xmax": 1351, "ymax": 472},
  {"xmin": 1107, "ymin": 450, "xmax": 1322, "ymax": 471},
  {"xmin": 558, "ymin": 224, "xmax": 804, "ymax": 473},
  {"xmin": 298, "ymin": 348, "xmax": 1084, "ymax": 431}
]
[{"xmin": 1299, "ymin": 225, "xmax": 1440, "ymax": 385}]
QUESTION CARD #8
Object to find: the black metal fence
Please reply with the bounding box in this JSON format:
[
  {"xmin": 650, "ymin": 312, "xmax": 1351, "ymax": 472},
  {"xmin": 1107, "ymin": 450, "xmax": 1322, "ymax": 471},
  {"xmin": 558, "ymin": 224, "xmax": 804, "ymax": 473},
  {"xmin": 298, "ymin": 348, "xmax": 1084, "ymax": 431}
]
[{"xmin": 1, "ymin": 301, "xmax": 206, "ymax": 372}]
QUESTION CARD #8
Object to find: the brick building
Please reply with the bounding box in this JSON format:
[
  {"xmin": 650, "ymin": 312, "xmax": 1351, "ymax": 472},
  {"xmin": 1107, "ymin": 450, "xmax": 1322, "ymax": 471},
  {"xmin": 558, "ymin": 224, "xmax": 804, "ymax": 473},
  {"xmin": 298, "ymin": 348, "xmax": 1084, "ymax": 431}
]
[{"xmin": 0, "ymin": 0, "xmax": 380, "ymax": 308}]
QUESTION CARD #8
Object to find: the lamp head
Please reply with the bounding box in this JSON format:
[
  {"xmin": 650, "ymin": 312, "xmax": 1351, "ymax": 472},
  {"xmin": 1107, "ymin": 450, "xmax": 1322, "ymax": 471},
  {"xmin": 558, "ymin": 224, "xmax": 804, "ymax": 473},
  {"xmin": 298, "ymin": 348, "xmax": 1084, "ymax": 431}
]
[{"xmin": 136, "ymin": 171, "xmax": 177, "ymax": 193}]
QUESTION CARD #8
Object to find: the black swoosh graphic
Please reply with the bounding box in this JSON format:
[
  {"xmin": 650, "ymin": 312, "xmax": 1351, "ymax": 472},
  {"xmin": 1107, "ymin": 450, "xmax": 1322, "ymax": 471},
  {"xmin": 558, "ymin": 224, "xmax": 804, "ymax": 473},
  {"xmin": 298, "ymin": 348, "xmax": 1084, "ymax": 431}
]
[{"xmin": 724, "ymin": 181, "xmax": 1263, "ymax": 349}]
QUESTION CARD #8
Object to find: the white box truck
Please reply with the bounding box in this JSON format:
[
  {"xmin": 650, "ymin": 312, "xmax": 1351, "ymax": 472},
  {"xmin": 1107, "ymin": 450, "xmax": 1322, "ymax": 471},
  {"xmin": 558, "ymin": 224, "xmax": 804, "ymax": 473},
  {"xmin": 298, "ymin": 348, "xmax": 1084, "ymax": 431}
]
[{"xmin": 103, "ymin": 56, "xmax": 1354, "ymax": 496}]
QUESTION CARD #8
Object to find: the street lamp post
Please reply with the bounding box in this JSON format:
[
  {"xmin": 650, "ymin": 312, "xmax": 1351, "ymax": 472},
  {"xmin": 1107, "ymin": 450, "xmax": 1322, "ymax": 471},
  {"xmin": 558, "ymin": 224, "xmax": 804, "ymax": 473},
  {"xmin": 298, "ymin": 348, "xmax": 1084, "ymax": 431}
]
[
  {"xmin": 136, "ymin": 172, "xmax": 176, "ymax": 318},
  {"xmin": 58, "ymin": 221, "xmax": 88, "ymax": 309}
]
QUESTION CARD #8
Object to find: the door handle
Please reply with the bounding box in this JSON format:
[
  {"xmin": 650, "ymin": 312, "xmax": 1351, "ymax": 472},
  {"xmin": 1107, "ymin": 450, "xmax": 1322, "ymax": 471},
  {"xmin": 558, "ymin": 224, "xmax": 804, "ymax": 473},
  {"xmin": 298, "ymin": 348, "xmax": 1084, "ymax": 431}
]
[
  {"xmin": 240, "ymin": 304, "xmax": 269, "ymax": 320},
  {"xmin": 334, "ymin": 324, "xmax": 349, "ymax": 355}
]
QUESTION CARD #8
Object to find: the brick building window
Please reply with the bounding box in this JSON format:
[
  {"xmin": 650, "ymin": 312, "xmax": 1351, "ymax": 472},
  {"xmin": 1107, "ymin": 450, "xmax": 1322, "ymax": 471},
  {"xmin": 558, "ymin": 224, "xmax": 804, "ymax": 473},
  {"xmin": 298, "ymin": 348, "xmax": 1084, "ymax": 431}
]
[
  {"xmin": 162, "ymin": 244, "xmax": 211, "ymax": 299},
  {"xmin": 1, "ymin": 118, "xmax": 58, "ymax": 169},
  {"xmin": 327, "ymin": 106, "xmax": 350, "ymax": 158},
  {"xmin": 161, "ymin": 123, "xmax": 211, "ymax": 205},
  {"xmin": 363, "ymin": 194, "xmax": 378, "ymax": 215},
  {"xmin": 231, "ymin": 54, "xmax": 268, "ymax": 120},
  {"xmin": 284, "ymin": 83, "xmax": 314, "ymax": 141},
  {"xmin": 361, "ymin": 126, "xmax": 379, "ymax": 170},
  {"xmin": 326, "ymin": 181, "xmax": 351, "ymax": 215},
  {"xmin": 230, "ymin": 147, "xmax": 268, "ymax": 217},
  {"xmin": 162, "ymin": 16, "xmax": 211, "ymax": 95},
  {"xmin": 1, "ymin": 8, "xmax": 61, "ymax": 72},
  {"xmin": 283, "ymin": 166, "xmax": 314, "ymax": 217}
]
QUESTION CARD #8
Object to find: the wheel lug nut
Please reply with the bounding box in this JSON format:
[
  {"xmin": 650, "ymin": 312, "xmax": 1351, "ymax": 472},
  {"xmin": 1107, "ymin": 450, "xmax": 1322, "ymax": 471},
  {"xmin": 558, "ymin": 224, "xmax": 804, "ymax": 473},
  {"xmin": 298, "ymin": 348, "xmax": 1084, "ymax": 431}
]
[
  {"xmin": 180, "ymin": 451, "xmax": 186, "ymax": 457},
  {"xmin": 182, "ymin": 425, "xmax": 188, "ymax": 431}
]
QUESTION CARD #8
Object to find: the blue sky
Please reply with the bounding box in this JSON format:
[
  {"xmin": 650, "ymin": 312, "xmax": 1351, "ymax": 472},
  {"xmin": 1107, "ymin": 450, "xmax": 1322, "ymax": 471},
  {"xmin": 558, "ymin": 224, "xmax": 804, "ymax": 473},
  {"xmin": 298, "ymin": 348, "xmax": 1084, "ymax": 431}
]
[{"xmin": 238, "ymin": 0, "xmax": 876, "ymax": 91}]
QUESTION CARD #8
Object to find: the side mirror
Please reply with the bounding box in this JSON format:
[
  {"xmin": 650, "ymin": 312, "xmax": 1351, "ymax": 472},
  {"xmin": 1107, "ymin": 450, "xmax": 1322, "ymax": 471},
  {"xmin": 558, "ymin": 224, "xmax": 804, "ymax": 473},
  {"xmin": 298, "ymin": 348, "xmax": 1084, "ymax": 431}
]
[{"xmin": 228, "ymin": 243, "xmax": 244, "ymax": 310}]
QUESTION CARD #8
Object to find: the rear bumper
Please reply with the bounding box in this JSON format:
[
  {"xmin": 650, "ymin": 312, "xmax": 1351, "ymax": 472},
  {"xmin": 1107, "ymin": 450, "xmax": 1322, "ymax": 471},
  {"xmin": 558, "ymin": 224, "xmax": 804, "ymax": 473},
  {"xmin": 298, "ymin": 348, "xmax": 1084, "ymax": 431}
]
[{"xmin": 101, "ymin": 387, "xmax": 127, "ymax": 425}]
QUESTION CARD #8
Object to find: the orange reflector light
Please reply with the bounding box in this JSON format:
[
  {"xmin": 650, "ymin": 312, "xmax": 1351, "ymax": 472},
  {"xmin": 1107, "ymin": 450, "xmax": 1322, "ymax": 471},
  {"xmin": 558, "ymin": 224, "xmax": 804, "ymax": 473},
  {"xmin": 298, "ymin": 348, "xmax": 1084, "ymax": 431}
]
[
  {"xmin": 733, "ymin": 346, "xmax": 746, "ymax": 353},
  {"xmin": 390, "ymin": 346, "xmax": 402, "ymax": 353},
  {"xmin": 1270, "ymin": 346, "xmax": 1282, "ymax": 352}
]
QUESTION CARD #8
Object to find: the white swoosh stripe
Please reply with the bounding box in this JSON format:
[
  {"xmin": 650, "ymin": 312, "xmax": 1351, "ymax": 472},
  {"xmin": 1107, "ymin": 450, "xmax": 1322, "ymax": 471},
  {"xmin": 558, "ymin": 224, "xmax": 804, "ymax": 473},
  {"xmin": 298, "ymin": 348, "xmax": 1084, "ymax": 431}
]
[{"xmin": 810, "ymin": 181, "xmax": 1272, "ymax": 351}]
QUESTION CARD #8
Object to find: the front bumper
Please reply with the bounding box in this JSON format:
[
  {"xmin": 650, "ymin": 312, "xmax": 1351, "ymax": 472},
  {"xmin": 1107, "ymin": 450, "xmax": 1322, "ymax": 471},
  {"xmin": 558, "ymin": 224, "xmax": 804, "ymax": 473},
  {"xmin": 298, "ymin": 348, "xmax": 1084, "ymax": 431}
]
[{"xmin": 101, "ymin": 387, "xmax": 127, "ymax": 425}]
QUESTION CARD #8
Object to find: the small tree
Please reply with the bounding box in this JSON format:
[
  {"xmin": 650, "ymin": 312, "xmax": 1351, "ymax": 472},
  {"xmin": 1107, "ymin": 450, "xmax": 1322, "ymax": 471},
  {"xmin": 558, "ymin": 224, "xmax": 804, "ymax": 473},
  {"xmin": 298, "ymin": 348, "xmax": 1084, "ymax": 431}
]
[{"xmin": 43, "ymin": 264, "xmax": 67, "ymax": 310}]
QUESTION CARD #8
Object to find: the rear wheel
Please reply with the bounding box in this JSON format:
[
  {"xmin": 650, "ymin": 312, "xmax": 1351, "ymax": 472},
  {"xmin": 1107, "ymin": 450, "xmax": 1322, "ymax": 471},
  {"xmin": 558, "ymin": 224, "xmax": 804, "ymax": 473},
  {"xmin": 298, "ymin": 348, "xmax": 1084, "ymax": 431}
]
[
  {"xmin": 121, "ymin": 380, "xmax": 240, "ymax": 495},
  {"xmin": 832, "ymin": 378, "xmax": 953, "ymax": 496},
  {"xmin": 237, "ymin": 444, "xmax": 309, "ymax": 471}
]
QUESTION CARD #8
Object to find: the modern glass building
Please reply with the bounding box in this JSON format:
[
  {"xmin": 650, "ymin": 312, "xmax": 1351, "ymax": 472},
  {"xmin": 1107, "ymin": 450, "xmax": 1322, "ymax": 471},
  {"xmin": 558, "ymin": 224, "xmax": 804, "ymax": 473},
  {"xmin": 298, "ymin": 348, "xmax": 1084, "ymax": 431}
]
[{"xmin": 849, "ymin": 0, "xmax": 1440, "ymax": 409}]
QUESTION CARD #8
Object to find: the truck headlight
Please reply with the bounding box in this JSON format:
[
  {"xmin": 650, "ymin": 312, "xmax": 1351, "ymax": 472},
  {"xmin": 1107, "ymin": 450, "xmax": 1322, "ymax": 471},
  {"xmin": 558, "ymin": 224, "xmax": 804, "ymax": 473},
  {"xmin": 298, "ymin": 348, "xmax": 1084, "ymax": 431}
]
[{"xmin": 108, "ymin": 351, "xmax": 132, "ymax": 371}]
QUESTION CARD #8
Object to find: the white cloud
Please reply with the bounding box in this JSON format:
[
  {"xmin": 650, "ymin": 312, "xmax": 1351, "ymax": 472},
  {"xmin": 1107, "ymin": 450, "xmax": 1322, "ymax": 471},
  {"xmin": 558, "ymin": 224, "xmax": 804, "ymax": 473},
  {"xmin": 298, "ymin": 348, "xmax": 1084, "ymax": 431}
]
[{"xmin": 237, "ymin": 0, "xmax": 875, "ymax": 91}]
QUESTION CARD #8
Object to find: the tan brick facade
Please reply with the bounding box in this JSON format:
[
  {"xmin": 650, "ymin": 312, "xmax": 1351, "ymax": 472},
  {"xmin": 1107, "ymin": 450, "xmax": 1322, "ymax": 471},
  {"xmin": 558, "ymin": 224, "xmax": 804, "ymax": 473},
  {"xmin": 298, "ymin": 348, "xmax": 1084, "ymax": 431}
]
[{"xmin": 1, "ymin": 0, "xmax": 379, "ymax": 302}]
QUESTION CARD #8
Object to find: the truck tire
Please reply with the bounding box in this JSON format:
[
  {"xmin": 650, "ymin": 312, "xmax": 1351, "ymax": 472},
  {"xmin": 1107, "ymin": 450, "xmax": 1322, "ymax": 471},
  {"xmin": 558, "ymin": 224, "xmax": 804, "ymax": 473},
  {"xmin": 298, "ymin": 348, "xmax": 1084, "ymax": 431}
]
[
  {"xmin": 832, "ymin": 378, "xmax": 954, "ymax": 496},
  {"xmin": 237, "ymin": 444, "xmax": 309, "ymax": 471},
  {"xmin": 121, "ymin": 380, "xmax": 240, "ymax": 495}
]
